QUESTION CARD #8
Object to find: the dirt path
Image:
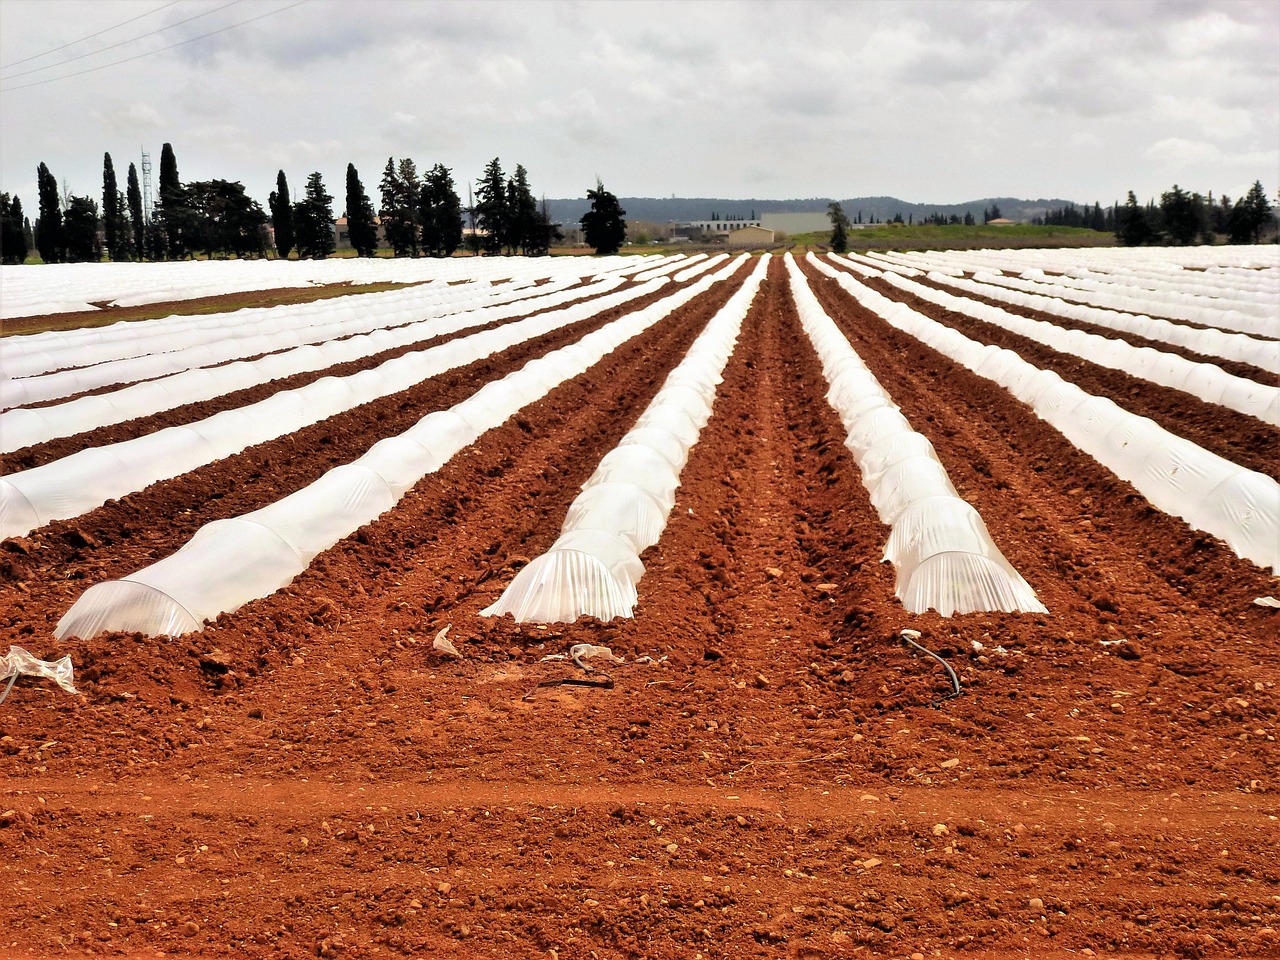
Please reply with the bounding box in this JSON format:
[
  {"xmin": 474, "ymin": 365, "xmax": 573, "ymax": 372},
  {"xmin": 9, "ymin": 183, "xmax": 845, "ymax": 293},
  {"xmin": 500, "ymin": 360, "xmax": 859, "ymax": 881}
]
[{"xmin": 2, "ymin": 257, "xmax": 1277, "ymax": 959}]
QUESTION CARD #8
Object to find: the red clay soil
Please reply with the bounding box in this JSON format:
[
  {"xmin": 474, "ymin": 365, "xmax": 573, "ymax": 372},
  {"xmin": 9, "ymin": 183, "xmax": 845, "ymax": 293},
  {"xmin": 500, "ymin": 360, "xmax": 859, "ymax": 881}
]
[{"xmin": 1, "ymin": 256, "xmax": 1277, "ymax": 960}]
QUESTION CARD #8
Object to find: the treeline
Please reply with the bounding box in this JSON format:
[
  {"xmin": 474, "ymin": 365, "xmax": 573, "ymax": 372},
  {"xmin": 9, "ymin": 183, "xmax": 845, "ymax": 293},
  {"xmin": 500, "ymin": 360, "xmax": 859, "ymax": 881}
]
[
  {"xmin": 1112, "ymin": 181, "xmax": 1275, "ymax": 246},
  {"xmin": 0, "ymin": 144, "xmax": 629, "ymax": 264}
]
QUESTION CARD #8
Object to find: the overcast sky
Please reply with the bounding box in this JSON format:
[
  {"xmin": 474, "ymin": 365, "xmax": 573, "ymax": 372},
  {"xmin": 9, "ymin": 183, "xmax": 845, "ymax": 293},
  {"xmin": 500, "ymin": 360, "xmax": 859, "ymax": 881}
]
[{"xmin": 1, "ymin": 0, "xmax": 1277, "ymax": 214}]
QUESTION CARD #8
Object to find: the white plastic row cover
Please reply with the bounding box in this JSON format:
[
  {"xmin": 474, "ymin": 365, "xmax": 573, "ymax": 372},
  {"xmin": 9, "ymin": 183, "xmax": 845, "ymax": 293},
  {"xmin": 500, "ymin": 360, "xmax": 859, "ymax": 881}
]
[
  {"xmin": 1, "ymin": 274, "xmax": 623, "ymax": 451},
  {"xmin": 923, "ymin": 269, "xmax": 1279, "ymax": 376},
  {"xmin": 788, "ymin": 256, "xmax": 1045, "ymax": 616},
  {"xmin": 807, "ymin": 254, "xmax": 1280, "ymax": 574},
  {"xmin": 0, "ymin": 277, "xmax": 657, "ymax": 539},
  {"xmin": 53, "ymin": 257, "xmax": 748, "ymax": 639},
  {"xmin": 480, "ymin": 255, "xmax": 766, "ymax": 624},
  {"xmin": 877, "ymin": 272, "xmax": 1279, "ymax": 425},
  {"xmin": 2, "ymin": 275, "xmax": 572, "ymax": 407},
  {"xmin": 0, "ymin": 253, "xmax": 654, "ymax": 320}
]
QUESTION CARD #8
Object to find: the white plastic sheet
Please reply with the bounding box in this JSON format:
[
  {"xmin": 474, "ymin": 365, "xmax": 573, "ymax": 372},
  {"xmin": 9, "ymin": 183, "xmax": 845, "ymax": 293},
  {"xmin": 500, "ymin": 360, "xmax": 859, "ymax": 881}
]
[
  {"xmin": 55, "ymin": 259, "xmax": 749, "ymax": 639},
  {"xmin": 482, "ymin": 255, "xmax": 768, "ymax": 623},
  {"xmin": 788, "ymin": 256, "xmax": 1045, "ymax": 616},
  {"xmin": 809, "ymin": 253, "xmax": 1280, "ymax": 573}
]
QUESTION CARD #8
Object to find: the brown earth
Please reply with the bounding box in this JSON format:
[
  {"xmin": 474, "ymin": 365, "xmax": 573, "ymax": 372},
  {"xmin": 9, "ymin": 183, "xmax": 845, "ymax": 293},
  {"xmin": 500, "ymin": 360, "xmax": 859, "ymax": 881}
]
[{"xmin": 1, "ymin": 256, "xmax": 1277, "ymax": 960}]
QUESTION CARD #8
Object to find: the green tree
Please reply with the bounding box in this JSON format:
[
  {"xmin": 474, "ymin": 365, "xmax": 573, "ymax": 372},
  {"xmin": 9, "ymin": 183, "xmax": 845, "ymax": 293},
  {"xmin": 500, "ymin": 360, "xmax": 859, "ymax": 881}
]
[
  {"xmin": 474, "ymin": 157, "xmax": 509, "ymax": 255},
  {"xmin": 187, "ymin": 180, "xmax": 268, "ymax": 258},
  {"xmin": 379, "ymin": 157, "xmax": 420, "ymax": 257},
  {"xmin": 268, "ymin": 170, "xmax": 294, "ymax": 259},
  {"xmin": 1229, "ymin": 180, "xmax": 1274, "ymax": 244},
  {"xmin": 1, "ymin": 194, "xmax": 28, "ymax": 264},
  {"xmin": 419, "ymin": 163, "xmax": 463, "ymax": 258},
  {"xmin": 101, "ymin": 152, "xmax": 128, "ymax": 261},
  {"xmin": 827, "ymin": 201, "xmax": 851, "ymax": 253},
  {"xmin": 526, "ymin": 197, "xmax": 561, "ymax": 256},
  {"xmin": 293, "ymin": 171, "xmax": 335, "ymax": 259},
  {"xmin": 1115, "ymin": 191, "xmax": 1155, "ymax": 246},
  {"xmin": 158, "ymin": 142, "xmax": 194, "ymax": 258},
  {"xmin": 580, "ymin": 179, "xmax": 626, "ymax": 255},
  {"xmin": 126, "ymin": 162, "xmax": 145, "ymax": 260},
  {"xmin": 344, "ymin": 163, "xmax": 379, "ymax": 257},
  {"xmin": 63, "ymin": 195, "xmax": 102, "ymax": 262},
  {"xmin": 1159, "ymin": 184, "xmax": 1203, "ymax": 245},
  {"xmin": 506, "ymin": 164, "xmax": 538, "ymax": 255},
  {"xmin": 35, "ymin": 161, "xmax": 63, "ymax": 263}
]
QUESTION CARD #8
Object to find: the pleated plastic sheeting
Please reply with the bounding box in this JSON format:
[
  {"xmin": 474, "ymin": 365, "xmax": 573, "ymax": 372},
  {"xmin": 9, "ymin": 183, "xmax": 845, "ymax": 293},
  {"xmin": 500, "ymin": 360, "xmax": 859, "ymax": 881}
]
[
  {"xmin": 952, "ymin": 273, "xmax": 1280, "ymax": 374},
  {"xmin": 482, "ymin": 255, "xmax": 766, "ymax": 624},
  {"xmin": 55, "ymin": 257, "xmax": 746, "ymax": 639},
  {"xmin": 1, "ymin": 276, "xmax": 661, "ymax": 540},
  {"xmin": 788, "ymin": 255, "xmax": 1047, "ymax": 616},
  {"xmin": 807, "ymin": 253, "xmax": 1280, "ymax": 573},
  {"xmin": 968, "ymin": 267, "xmax": 1276, "ymax": 337},
  {"xmin": 1, "ymin": 273, "xmax": 585, "ymax": 408},
  {"xmin": 0, "ymin": 274, "xmax": 627, "ymax": 451},
  {"xmin": 880, "ymin": 272, "xmax": 1280, "ymax": 425}
]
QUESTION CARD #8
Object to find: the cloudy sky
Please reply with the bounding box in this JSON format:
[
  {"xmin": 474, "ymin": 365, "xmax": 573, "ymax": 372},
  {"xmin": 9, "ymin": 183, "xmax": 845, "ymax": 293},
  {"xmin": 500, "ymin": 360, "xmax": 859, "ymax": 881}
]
[{"xmin": 1, "ymin": 0, "xmax": 1277, "ymax": 213}]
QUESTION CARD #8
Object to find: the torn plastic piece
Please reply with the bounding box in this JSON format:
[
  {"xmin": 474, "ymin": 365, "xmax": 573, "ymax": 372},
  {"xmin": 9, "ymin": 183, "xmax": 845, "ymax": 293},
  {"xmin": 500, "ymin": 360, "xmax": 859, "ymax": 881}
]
[
  {"xmin": 0, "ymin": 645, "xmax": 78, "ymax": 703},
  {"xmin": 570, "ymin": 643, "xmax": 625, "ymax": 672},
  {"xmin": 432, "ymin": 624, "xmax": 461, "ymax": 658},
  {"xmin": 1254, "ymin": 596, "xmax": 1280, "ymax": 608}
]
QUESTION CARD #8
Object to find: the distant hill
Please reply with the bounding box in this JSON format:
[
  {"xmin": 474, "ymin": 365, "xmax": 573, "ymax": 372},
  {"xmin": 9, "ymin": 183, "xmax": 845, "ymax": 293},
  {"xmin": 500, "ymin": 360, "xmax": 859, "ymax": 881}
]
[{"xmin": 543, "ymin": 195, "xmax": 1098, "ymax": 226}]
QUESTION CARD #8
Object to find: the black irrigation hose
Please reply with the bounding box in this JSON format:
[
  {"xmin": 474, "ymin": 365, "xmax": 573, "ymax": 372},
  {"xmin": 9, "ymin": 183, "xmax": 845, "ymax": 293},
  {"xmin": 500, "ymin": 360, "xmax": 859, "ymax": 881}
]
[{"xmin": 901, "ymin": 631, "xmax": 962, "ymax": 707}]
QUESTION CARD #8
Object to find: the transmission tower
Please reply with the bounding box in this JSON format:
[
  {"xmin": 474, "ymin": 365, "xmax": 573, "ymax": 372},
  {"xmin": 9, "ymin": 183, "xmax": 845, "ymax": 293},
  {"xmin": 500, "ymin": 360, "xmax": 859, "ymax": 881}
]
[{"xmin": 140, "ymin": 148, "xmax": 154, "ymax": 221}]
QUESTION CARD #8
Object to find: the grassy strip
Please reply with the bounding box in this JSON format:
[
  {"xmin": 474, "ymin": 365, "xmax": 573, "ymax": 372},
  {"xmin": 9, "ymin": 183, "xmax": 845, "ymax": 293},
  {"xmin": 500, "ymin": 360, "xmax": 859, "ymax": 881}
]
[{"xmin": 2, "ymin": 281, "xmax": 418, "ymax": 337}]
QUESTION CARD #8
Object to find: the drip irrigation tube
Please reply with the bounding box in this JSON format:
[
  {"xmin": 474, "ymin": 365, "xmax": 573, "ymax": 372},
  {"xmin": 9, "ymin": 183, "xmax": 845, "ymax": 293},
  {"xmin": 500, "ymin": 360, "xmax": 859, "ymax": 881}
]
[{"xmin": 900, "ymin": 629, "xmax": 962, "ymax": 707}]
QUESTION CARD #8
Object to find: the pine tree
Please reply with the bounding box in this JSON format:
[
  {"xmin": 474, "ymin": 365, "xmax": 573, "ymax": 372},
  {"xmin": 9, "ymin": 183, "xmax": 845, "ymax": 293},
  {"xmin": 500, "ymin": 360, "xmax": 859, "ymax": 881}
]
[
  {"xmin": 580, "ymin": 179, "xmax": 626, "ymax": 255},
  {"xmin": 1230, "ymin": 180, "xmax": 1274, "ymax": 244},
  {"xmin": 293, "ymin": 171, "xmax": 335, "ymax": 259},
  {"xmin": 419, "ymin": 163, "xmax": 463, "ymax": 258},
  {"xmin": 379, "ymin": 157, "xmax": 421, "ymax": 257},
  {"xmin": 158, "ymin": 142, "xmax": 193, "ymax": 258},
  {"xmin": 474, "ymin": 158, "xmax": 509, "ymax": 255},
  {"xmin": 1115, "ymin": 191, "xmax": 1153, "ymax": 246},
  {"xmin": 35, "ymin": 162, "xmax": 63, "ymax": 263},
  {"xmin": 63, "ymin": 195, "xmax": 102, "ymax": 262},
  {"xmin": 827, "ymin": 201, "xmax": 850, "ymax": 253},
  {"xmin": 269, "ymin": 170, "xmax": 294, "ymax": 259},
  {"xmin": 126, "ymin": 162, "xmax": 145, "ymax": 260},
  {"xmin": 344, "ymin": 163, "xmax": 379, "ymax": 257},
  {"xmin": 506, "ymin": 164, "xmax": 538, "ymax": 255}
]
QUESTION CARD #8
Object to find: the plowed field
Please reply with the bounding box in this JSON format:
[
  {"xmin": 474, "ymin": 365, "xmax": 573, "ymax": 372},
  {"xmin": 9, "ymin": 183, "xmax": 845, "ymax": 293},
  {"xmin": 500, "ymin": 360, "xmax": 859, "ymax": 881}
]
[{"xmin": 1, "ymin": 255, "xmax": 1277, "ymax": 960}]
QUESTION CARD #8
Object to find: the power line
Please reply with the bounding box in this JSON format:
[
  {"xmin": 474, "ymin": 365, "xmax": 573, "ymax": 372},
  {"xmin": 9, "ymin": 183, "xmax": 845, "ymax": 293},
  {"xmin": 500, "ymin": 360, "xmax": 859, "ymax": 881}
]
[
  {"xmin": 0, "ymin": 0, "xmax": 182, "ymax": 70},
  {"xmin": 0, "ymin": 1, "xmax": 308, "ymax": 93},
  {"xmin": 2, "ymin": 1, "xmax": 241, "ymax": 81}
]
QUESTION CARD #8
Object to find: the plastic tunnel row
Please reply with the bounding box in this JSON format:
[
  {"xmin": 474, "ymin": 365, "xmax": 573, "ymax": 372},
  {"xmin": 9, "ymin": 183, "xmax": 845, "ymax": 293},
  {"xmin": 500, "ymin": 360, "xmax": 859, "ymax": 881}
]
[
  {"xmin": 2, "ymin": 272, "xmax": 575, "ymax": 405},
  {"xmin": 875, "ymin": 271, "xmax": 1279, "ymax": 425},
  {"xmin": 0, "ymin": 272, "xmax": 632, "ymax": 451},
  {"xmin": 52, "ymin": 256, "xmax": 748, "ymax": 640},
  {"xmin": 787, "ymin": 257, "xmax": 1046, "ymax": 616},
  {"xmin": 808, "ymin": 255, "xmax": 1280, "ymax": 574},
  {"xmin": 0, "ymin": 275, "xmax": 667, "ymax": 539},
  {"xmin": 0, "ymin": 251, "xmax": 654, "ymax": 319},
  {"xmin": 921, "ymin": 268, "xmax": 1279, "ymax": 375},
  {"xmin": 480, "ymin": 255, "xmax": 767, "ymax": 623}
]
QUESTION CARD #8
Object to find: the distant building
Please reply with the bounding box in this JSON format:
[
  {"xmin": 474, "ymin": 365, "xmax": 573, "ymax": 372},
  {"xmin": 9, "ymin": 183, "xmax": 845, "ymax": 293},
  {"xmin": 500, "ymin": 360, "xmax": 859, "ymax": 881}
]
[
  {"xmin": 333, "ymin": 216, "xmax": 385, "ymax": 247},
  {"xmin": 682, "ymin": 212, "xmax": 762, "ymax": 236},
  {"xmin": 760, "ymin": 212, "xmax": 830, "ymax": 234},
  {"xmin": 724, "ymin": 225, "xmax": 776, "ymax": 246}
]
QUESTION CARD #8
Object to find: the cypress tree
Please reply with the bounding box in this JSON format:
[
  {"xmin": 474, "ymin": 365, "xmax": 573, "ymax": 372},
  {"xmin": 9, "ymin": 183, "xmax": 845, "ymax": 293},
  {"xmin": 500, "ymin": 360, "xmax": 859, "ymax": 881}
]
[
  {"xmin": 158, "ymin": 142, "xmax": 192, "ymax": 258},
  {"xmin": 35, "ymin": 162, "xmax": 63, "ymax": 263},
  {"xmin": 419, "ymin": 163, "xmax": 463, "ymax": 258},
  {"xmin": 269, "ymin": 170, "xmax": 294, "ymax": 258},
  {"xmin": 126, "ymin": 163, "xmax": 145, "ymax": 260},
  {"xmin": 344, "ymin": 163, "xmax": 378, "ymax": 257},
  {"xmin": 1, "ymin": 194, "xmax": 29, "ymax": 264},
  {"xmin": 63, "ymin": 195, "xmax": 102, "ymax": 262},
  {"xmin": 102, "ymin": 152, "xmax": 129, "ymax": 261}
]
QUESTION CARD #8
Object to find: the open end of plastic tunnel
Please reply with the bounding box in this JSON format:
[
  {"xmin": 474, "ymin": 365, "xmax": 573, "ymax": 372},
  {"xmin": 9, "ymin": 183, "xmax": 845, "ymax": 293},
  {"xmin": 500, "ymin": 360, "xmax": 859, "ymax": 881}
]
[
  {"xmin": 479, "ymin": 548, "xmax": 639, "ymax": 624},
  {"xmin": 55, "ymin": 580, "xmax": 202, "ymax": 640},
  {"xmin": 898, "ymin": 552, "xmax": 1047, "ymax": 617}
]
